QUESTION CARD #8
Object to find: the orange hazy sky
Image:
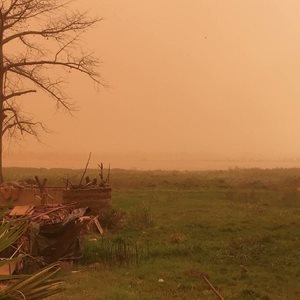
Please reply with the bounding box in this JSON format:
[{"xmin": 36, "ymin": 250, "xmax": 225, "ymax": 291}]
[{"xmin": 5, "ymin": 0, "xmax": 300, "ymax": 169}]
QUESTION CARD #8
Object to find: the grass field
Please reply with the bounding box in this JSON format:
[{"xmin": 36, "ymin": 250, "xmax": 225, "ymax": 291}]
[{"xmin": 4, "ymin": 167, "xmax": 300, "ymax": 299}]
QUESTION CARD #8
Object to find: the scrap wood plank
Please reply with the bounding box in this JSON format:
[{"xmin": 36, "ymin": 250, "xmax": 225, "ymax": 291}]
[
  {"xmin": 0, "ymin": 261, "xmax": 17, "ymax": 276},
  {"xmin": 31, "ymin": 204, "xmax": 73, "ymax": 221},
  {"xmin": 9, "ymin": 205, "xmax": 34, "ymax": 216},
  {"xmin": 94, "ymin": 217, "xmax": 104, "ymax": 236},
  {"xmin": 190, "ymin": 270, "xmax": 225, "ymax": 300},
  {"xmin": 201, "ymin": 273, "xmax": 225, "ymax": 300}
]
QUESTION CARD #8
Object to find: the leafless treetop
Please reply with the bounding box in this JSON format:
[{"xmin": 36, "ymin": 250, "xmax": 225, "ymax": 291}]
[{"xmin": 0, "ymin": 0, "xmax": 101, "ymax": 139}]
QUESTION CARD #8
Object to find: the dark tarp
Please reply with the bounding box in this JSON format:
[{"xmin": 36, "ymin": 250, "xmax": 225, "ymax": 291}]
[{"xmin": 29, "ymin": 208, "xmax": 88, "ymax": 263}]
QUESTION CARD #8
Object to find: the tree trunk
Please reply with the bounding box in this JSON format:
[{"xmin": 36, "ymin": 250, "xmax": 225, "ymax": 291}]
[
  {"xmin": 0, "ymin": 132, "xmax": 3, "ymax": 184},
  {"xmin": 0, "ymin": 13, "xmax": 4, "ymax": 184}
]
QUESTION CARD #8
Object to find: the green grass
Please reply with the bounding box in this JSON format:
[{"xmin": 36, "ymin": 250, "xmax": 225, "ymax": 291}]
[{"xmin": 3, "ymin": 167, "xmax": 300, "ymax": 299}]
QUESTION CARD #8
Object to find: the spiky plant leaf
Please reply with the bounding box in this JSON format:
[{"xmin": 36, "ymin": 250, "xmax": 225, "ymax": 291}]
[
  {"xmin": 0, "ymin": 220, "xmax": 64, "ymax": 299},
  {"xmin": 0, "ymin": 256, "xmax": 23, "ymax": 268},
  {"xmin": 0, "ymin": 221, "xmax": 28, "ymax": 254},
  {"xmin": 0, "ymin": 264, "xmax": 64, "ymax": 299}
]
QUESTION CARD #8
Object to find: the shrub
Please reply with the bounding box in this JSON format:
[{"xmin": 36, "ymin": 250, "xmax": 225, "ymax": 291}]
[{"xmin": 99, "ymin": 208, "xmax": 126, "ymax": 230}]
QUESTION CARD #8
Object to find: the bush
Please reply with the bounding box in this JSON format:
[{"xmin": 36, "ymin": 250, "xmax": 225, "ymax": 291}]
[{"xmin": 99, "ymin": 208, "xmax": 126, "ymax": 230}]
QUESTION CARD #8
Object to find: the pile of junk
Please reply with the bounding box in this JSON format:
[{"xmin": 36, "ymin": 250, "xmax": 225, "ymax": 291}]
[{"xmin": 0, "ymin": 163, "xmax": 111, "ymax": 275}]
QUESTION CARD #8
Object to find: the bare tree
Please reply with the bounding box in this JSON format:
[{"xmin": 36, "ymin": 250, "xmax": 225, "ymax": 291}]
[{"xmin": 0, "ymin": 0, "xmax": 101, "ymax": 182}]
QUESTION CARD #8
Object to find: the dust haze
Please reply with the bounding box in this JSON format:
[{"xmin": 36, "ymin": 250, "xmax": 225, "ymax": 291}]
[{"xmin": 5, "ymin": 0, "xmax": 300, "ymax": 170}]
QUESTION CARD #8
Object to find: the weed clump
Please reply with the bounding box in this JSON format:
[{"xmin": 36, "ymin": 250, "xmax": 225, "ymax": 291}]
[
  {"xmin": 127, "ymin": 204, "xmax": 154, "ymax": 230},
  {"xmin": 82, "ymin": 236, "xmax": 147, "ymax": 266}
]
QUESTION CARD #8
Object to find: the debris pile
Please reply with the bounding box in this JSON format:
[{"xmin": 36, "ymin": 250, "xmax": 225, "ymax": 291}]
[
  {"xmin": 0, "ymin": 203, "xmax": 104, "ymax": 275},
  {"xmin": 0, "ymin": 156, "xmax": 111, "ymax": 276}
]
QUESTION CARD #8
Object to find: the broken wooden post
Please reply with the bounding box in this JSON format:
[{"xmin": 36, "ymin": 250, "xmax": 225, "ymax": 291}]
[
  {"xmin": 79, "ymin": 152, "xmax": 92, "ymax": 186},
  {"xmin": 34, "ymin": 176, "xmax": 48, "ymax": 205}
]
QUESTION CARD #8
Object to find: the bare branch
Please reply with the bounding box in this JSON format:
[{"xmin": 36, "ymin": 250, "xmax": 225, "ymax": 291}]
[
  {"xmin": 3, "ymin": 12, "xmax": 101, "ymax": 45},
  {"xmin": 2, "ymin": 105, "xmax": 43, "ymax": 137},
  {"xmin": 3, "ymin": 119, "xmax": 41, "ymax": 136},
  {"xmin": 3, "ymin": 0, "xmax": 20, "ymax": 18},
  {"xmin": 4, "ymin": 89, "xmax": 37, "ymax": 101},
  {"xmin": 18, "ymin": 36, "xmax": 45, "ymax": 55},
  {"xmin": 9, "ymin": 67, "xmax": 71, "ymax": 110},
  {"xmin": 5, "ymin": 58, "xmax": 99, "ymax": 82},
  {"xmin": 4, "ymin": 1, "xmax": 73, "ymax": 23}
]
